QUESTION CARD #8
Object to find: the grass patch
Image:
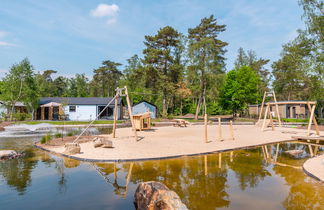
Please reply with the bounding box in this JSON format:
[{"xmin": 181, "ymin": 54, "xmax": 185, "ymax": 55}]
[
  {"xmin": 15, "ymin": 120, "xmax": 124, "ymax": 125},
  {"xmin": 54, "ymin": 133, "xmax": 63, "ymax": 138},
  {"xmin": 280, "ymin": 118, "xmax": 309, "ymax": 123},
  {"xmin": 40, "ymin": 134, "xmax": 52, "ymax": 144}
]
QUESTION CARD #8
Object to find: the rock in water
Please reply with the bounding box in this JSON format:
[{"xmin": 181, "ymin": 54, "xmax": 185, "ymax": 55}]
[
  {"xmin": 134, "ymin": 181, "xmax": 188, "ymax": 210},
  {"xmin": 64, "ymin": 143, "xmax": 81, "ymax": 155},
  {"xmin": 0, "ymin": 150, "xmax": 22, "ymax": 160},
  {"xmin": 285, "ymin": 149, "xmax": 304, "ymax": 156}
]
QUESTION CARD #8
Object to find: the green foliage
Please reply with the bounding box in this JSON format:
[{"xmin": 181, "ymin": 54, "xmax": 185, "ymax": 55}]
[
  {"xmin": 13, "ymin": 112, "xmax": 31, "ymax": 121},
  {"xmin": 54, "ymin": 133, "xmax": 63, "ymax": 138},
  {"xmin": 40, "ymin": 134, "xmax": 52, "ymax": 144},
  {"xmin": 66, "ymin": 132, "xmax": 74, "ymax": 136},
  {"xmin": 219, "ymin": 66, "xmax": 261, "ymax": 114}
]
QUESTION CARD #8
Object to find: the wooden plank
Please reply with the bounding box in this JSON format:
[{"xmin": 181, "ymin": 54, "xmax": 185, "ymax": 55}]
[
  {"xmin": 307, "ymin": 105, "xmax": 316, "ymax": 136},
  {"xmin": 291, "ymin": 136, "xmax": 324, "ymax": 141},
  {"xmin": 258, "ymin": 91, "xmax": 267, "ymax": 121},
  {"xmin": 307, "ymin": 103, "xmax": 320, "ymax": 136},
  {"xmin": 272, "ymin": 91, "xmax": 282, "ymax": 127},
  {"xmin": 218, "ymin": 117, "xmax": 223, "ymax": 141},
  {"xmin": 262, "ymin": 105, "xmax": 269, "ymax": 131},
  {"xmin": 125, "ymin": 86, "xmax": 138, "ymax": 141},
  {"xmin": 267, "ymin": 101, "xmax": 316, "ymax": 105},
  {"xmin": 229, "ymin": 120, "xmax": 235, "ymax": 140},
  {"xmin": 112, "ymin": 95, "xmax": 118, "ymax": 138},
  {"xmin": 204, "ymin": 114, "xmax": 208, "ymax": 143}
]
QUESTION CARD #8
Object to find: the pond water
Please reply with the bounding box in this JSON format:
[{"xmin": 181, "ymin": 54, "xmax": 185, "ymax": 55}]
[{"xmin": 0, "ymin": 127, "xmax": 323, "ymax": 210}]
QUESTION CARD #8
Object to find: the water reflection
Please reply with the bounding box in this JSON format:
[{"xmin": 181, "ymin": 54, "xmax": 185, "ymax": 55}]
[{"xmin": 0, "ymin": 135, "xmax": 323, "ymax": 209}]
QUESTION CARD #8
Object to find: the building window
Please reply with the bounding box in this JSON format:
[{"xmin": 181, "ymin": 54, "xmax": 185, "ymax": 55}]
[{"xmin": 69, "ymin": 106, "xmax": 76, "ymax": 112}]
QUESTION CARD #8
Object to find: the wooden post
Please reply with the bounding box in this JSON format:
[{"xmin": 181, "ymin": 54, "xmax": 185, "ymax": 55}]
[
  {"xmin": 112, "ymin": 95, "xmax": 118, "ymax": 138},
  {"xmin": 268, "ymin": 106, "xmax": 275, "ymax": 131},
  {"xmin": 124, "ymin": 162, "xmax": 134, "ymax": 198},
  {"xmin": 264, "ymin": 145, "xmax": 269, "ymax": 159},
  {"xmin": 307, "ymin": 105, "xmax": 316, "ymax": 136},
  {"xmin": 204, "ymin": 155, "xmax": 208, "ymax": 176},
  {"xmin": 262, "ymin": 104, "xmax": 269, "ymax": 131},
  {"xmin": 272, "ymin": 91, "xmax": 282, "ymax": 127},
  {"xmin": 308, "ymin": 145, "xmax": 314, "ymax": 157},
  {"xmin": 204, "ymin": 113, "xmax": 208, "ymax": 143},
  {"xmin": 114, "ymin": 162, "xmax": 117, "ymax": 181},
  {"xmin": 258, "ymin": 91, "xmax": 267, "ymax": 121},
  {"xmin": 230, "ymin": 151, "xmax": 233, "ymax": 162},
  {"xmin": 261, "ymin": 146, "xmax": 267, "ymax": 161},
  {"xmin": 49, "ymin": 107, "xmax": 53, "ymax": 120},
  {"xmin": 307, "ymin": 103, "xmax": 320, "ymax": 136},
  {"xmin": 218, "ymin": 117, "xmax": 223, "ymax": 141},
  {"xmin": 218, "ymin": 153, "xmax": 222, "ymax": 168},
  {"xmin": 275, "ymin": 143, "xmax": 280, "ymax": 162},
  {"xmin": 125, "ymin": 86, "xmax": 138, "ymax": 141},
  {"xmin": 229, "ymin": 120, "xmax": 234, "ymax": 140},
  {"xmin": 41, "ymin": 107, "xmax": 45, "ymax": 120}
]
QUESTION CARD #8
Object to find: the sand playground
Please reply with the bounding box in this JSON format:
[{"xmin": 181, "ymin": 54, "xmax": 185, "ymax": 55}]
[{"xmin": 36, "ymin": 124, "xmax": 323, "ymax": 161}]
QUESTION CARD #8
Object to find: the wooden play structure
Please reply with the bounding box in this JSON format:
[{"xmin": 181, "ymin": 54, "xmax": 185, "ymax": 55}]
[
  {"xmin": 257, "ymin": 91, "xmax": 320, "ymax": 137},
  {"xmin": 73, "ymin": 86, "xmax": 139, "ymax": 146},
  {"xmin": 133, "ymin": 112, "xmax": 151, "ymax": 131}
]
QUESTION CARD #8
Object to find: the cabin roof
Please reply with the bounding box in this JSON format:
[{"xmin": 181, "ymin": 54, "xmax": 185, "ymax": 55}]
[{"xmin": 39, "ymin": 97, "xmax": 123, "ymax": 106}]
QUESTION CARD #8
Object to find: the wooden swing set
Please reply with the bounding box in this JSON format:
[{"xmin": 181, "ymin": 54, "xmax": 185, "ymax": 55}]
[{"xmin": 258, "ymin": 91, "xmax": 320, "ymax": 136}]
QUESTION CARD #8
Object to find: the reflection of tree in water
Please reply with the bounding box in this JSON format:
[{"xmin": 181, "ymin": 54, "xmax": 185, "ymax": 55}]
[
  {"xmin": 0, "ymin": 149, "xmax": 37, "ymax": 195},
  {"xmin": 273, "ymin": 163, "xmax": 324, "ymax": 210},
  {"xmin": 227, "ymin": 149, "xmax": 271, "ymax": 190},
  {"xmin": 121, "ymin": 156, "xmax": 230, "ymax": 209}
]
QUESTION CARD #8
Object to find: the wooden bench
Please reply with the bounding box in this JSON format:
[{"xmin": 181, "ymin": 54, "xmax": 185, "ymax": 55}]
[{"xmin": 173, "ymin": 119, "xmax": 190, "ymax": 127}]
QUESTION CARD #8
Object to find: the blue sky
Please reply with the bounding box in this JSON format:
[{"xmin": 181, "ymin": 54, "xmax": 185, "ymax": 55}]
[{"xmin": 0, "ymin": 0, "xmax": 304, "ymax": 78}]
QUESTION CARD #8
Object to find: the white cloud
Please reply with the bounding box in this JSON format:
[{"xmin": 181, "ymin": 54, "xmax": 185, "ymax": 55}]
[
  {"xmin": 90, "ymin": 3, "xmax": 119, "ymax": 24},
  {"xmin": 0, "ymin": 31, "xmax": 8, "ymax": 38},
  {"xmin": 0, "ymin": 41, "xmax": 15, "ymax": 47}
]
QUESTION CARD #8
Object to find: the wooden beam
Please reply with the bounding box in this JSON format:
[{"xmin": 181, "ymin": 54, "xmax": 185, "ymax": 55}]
[
  {"xmin": 218, "ymin": 153, "xmax": 222, "ymax": 169},
  {"xmin": 125, "ymin": 86, "xmax": 138, "ymax": 141},
  {"xmin": 272, "ymin": 91, "xmax": 282, "ymax": 127},
  {"xmin": 268, "ymin": 107, "xmax": 275, "ymax": 131},
  {"xmin": 267, "ymin": 101, "xmax": 316, "ymax": 105},
  {"xmin": 258, "ymin": 91, "xmax": 267, "ymax": 121},
  {"xmin": 229, "ymin": 120, "xmax": 235, "ymax": 140},
  {"xmin": 307, "ymin": 104, "xmax": 316, "ymax": 136},
  {"xmin": 204, "ymin": 155, "xmax": 208, "ymax": 176},
  {"xmin": 218, "ymin": 117, "xmax": 223, "ymax": 141},
  {"xmin": 204, "ymin": 114, "xmax": 208, "ymax": 143},
  {"xmin": 307, "ymin": 103, "xmax": 320, "ymax": 136},
  {"xmin": 112, "ymin": 95, "xmax": 118, "ymax": 138},
  {"xmin": 262, "ymin": 105, "xmax": 269, "ymax": 131}
]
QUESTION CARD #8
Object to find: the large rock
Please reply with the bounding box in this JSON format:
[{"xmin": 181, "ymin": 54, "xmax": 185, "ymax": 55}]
[
  {"xmin": 0, "ymin": 150, "xmax": 21, "ymax": 160},
  {"xmin": 93, "ymin": 137, "xmax": 113, "ymax": 148},
  {"xmin": 134, "ymin": 181, "xmax": 188, "ymax": 210},
  {"xmin": 63, "ymin": 143, "xmax": 81, "ymax": 155}
]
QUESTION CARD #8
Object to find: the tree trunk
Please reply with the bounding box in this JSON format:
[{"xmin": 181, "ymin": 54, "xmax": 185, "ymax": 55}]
[{"xmin": 162, "ymin": 89, "xmax": 167, "ymax": 118}]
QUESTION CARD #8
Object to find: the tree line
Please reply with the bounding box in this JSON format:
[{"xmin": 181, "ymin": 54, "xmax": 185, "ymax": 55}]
[{"xmin": 0, "ymin": 0, "xmax": 323, "ymax": 120}]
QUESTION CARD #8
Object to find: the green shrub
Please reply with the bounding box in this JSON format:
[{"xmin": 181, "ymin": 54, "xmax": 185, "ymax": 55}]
[
  {"xmin": 13, "ymin": 112, "xmax": 31, "ymax": 121},
  {"xmin": 40, "ymin": 134, "xmax": 52, "ymax": 144},
  {"xmin": 67, "ymin": 132, "xmax": 74, "ymax": 136},
  {"xmin": 54, "ymin": 133, "xmax": 63, "ymax": 138}
]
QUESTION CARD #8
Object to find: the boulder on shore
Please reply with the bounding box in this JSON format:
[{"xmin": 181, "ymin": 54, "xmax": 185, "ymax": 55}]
[
  {"xmin": 0, "ymin": 150, "xmax": 22, "ymax": 160},
  {"xmin": 93, "ymin": 137, "xmax": 113, "ymax": 148},
  {"xmin": 134, "ymin": 181, "xmax": 188, "ymax": 210},
  {"xmin": 63, "ymin": 143, "xmax": 81, "ymax": 155}
]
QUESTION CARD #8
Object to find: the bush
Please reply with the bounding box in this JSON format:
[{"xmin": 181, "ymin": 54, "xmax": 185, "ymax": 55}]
[
  {"xmin": 40, "ymin": 134, "xmax": 52, "ymax": 144},
  {"xmin": 13, "ymin": 112, "xmax": 31, "ymax": 121},
  {"xmin": 67, "ymin": 132, "xmax": 74, "ymax": 136},
  {"xmin": 54, "ymin": 133, "xmax": 63, "ymax": 138}
]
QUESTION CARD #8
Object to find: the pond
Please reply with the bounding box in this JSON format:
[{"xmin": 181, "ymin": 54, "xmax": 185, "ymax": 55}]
[{"xmin": 0, "ymin": 127, "xmax": 323, "ymax": 210}]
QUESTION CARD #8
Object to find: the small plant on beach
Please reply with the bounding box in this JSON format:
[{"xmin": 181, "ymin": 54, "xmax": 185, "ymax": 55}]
[
  {"xmin": 40, "ymin": 134, "xmax": 52, "ymax": 144},
  {"xmin": 67, "ymin": 132, "xmax": 74, "ymax": 136},
  {"xmin": 54, "ymin": 133, "xmax": 63, "ymax": 138}
]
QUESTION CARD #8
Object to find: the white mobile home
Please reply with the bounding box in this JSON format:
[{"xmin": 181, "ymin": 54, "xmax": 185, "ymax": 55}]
[{"xmin": 35, "ymin": 97, "xmax": 124, "ymax": 121}]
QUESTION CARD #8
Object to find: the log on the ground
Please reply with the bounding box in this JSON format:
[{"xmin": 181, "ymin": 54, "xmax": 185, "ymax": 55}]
[
  {"xmin": 134, "ymin": 181, "xmax": 188, "ymax": 210},
  {"xmin": 93, "ymin": 137, "xmax": 104, "ymax": 148},
  {"xmin": 64, "ymin": 143, "xmax": 81, "ymax": 155}
]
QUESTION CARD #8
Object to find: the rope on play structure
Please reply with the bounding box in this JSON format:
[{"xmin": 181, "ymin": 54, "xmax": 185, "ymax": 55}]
[{"xmin": 73, "ymin": 94, "xmax": 119, "ymax": 143}]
